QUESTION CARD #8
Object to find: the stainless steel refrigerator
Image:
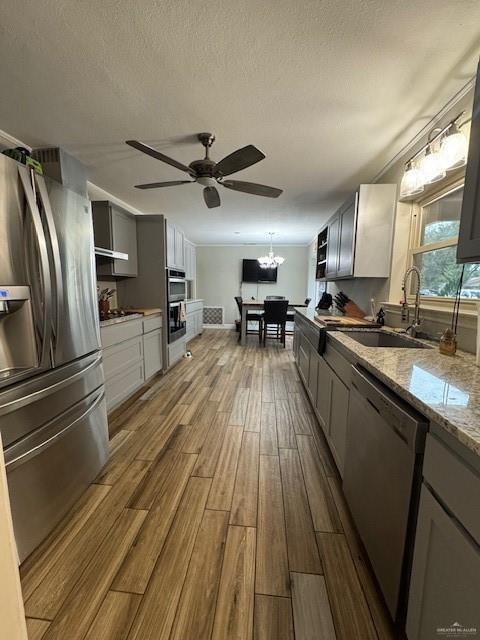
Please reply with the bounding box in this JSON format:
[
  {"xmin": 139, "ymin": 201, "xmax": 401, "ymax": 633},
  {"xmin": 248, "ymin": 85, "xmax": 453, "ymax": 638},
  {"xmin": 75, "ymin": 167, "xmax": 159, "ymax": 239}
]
[{"xmin": 0, "ymin": 152, "xmax": 108, "ymax": 562}]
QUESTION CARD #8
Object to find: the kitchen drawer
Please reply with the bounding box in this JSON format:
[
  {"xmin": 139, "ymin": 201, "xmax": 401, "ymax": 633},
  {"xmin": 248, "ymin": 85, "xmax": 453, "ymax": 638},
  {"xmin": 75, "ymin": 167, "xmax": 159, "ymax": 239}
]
[
  {"xmin": 324, "ymin": 339, "xmax": 352, "ymax": 386},
  {"xmin": 100, "ymin": 318, "xmax": 143, "ymax": 349},
  {"xmin": 143, "ymin": 329, "xmax": 162, "ymax": 380},
  {"xmin": 295, "ymin": 314, "xmax": 320, "ymax": 350},
  {"xmin": 143, "ymin": 314, "xmax": 162, "ymax": 334},
  {"xmin": 186, "ymin": 300, "xmax": 203, "ymax": 314},
  {"xmin": 102, "ymin": 336, "xmax": 143, "ymax": 380},
  {"xmin": 423, "ymin": 432, "xmax": 480, "ymax": 545},
  {"xmin": 104, "ymin": 361, "xmax": 145, "ymax": 412}
]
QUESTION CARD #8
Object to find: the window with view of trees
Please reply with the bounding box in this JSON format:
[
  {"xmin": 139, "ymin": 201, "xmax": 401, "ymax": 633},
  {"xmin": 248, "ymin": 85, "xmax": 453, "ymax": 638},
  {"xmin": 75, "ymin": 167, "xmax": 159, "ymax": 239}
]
[{"xmin": 412, "ymin": 185, "xmax": 480, "ymax": 299}]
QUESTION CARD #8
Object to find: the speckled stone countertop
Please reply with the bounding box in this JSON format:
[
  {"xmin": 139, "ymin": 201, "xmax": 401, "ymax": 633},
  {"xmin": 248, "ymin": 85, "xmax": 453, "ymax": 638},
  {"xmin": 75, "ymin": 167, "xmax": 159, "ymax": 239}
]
[
  {"xmin": 99, "ymin": 312, "xmax": 162, "ymax": 327},
  {"xmin": 295, "ymin": 307, "xmax": 480, "ymax": 456}
]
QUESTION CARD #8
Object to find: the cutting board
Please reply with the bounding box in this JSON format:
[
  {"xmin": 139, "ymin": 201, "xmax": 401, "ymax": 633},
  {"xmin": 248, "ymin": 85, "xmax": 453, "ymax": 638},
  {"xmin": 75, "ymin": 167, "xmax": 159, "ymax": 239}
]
[
  {"xmin": 128, "ymin": 308, "xmax": 162, "ymax": 316},
  {"xmin": 315, "ymin": 314, "xmax": 380, "ymax": 328}
]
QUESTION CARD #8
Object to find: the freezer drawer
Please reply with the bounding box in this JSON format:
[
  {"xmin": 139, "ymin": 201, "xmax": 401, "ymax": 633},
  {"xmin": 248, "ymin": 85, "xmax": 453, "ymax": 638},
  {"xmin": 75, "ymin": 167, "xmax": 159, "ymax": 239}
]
[
  {"xmin": 4, "ymin": 386, "xmax": 108, "ymax": 562},
  {"xmin": 0, "ymin": 351, "xmax": 104, "ymax": 448}
]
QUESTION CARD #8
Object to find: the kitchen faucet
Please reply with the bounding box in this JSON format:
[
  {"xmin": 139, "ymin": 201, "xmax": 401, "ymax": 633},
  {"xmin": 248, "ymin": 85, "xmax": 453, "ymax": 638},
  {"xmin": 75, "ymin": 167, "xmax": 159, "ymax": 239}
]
[{"xmin": 401, "ymin": 266, "xmax": 422, "ymax": 336}]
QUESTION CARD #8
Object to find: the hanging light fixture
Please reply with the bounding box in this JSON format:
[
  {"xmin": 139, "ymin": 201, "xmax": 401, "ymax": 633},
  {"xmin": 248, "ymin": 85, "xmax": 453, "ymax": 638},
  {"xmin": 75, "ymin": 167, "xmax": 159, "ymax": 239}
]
[
  {"xmin": 400, "ymin": 160, "xmax": 424, "ymax": 198},
  {"xmin": 440, "ymin": 122, "xmax": 468, "ymax": 170},
  {"xmin": 419, "ymin": 143, "xmax": 446, "ymax": 184},
  {"xmin": 258, "ymin": 232, "xmax": 285, "ymax": 269},
  {"xmin": 399, "ymin": 112, "xmax": 470, "ymax": 200}
]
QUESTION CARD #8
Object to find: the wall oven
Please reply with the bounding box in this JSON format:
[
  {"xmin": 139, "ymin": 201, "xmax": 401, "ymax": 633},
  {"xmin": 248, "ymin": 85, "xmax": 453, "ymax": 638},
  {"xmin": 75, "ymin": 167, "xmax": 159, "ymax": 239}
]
[{"xmin": 167, "ymin": 269, "xmax": 186, "ymax": 343}]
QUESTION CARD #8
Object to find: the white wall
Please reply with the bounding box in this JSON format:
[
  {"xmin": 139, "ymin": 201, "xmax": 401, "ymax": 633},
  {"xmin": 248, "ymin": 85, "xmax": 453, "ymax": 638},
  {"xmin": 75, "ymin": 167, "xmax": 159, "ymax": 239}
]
[{"xmin": 196, "ymin": 245, "xmax": 309, "ymax": 324}]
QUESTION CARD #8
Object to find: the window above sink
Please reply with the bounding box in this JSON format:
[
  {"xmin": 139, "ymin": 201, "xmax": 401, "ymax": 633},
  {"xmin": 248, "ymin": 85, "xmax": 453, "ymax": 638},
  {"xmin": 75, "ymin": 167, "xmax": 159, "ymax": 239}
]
[{"xmin": 410, "ymin": 181, "xmax": 480, "ymax": 302}]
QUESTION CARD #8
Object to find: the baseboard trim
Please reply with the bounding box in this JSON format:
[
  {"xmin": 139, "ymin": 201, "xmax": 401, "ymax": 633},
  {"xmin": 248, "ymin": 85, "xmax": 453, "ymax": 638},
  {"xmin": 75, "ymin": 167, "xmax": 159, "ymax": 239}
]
[{"xmin": 204, "ymin": 323, "xmax": 235, "ymax": 329}]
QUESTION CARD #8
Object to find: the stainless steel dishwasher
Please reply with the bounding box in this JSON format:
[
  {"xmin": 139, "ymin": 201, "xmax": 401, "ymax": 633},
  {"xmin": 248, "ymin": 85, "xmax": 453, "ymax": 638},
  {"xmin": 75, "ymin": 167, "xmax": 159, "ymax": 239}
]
[{"xmin": 343, "ymin": 366, "xmax": 428, "ymax": 622}]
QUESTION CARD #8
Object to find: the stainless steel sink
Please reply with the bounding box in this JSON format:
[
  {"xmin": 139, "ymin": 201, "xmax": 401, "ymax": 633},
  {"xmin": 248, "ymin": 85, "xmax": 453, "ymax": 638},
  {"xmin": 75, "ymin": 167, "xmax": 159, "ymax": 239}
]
[{"xmin": 341, "ymin": 330, "xmax": 432, "ymax": 349}]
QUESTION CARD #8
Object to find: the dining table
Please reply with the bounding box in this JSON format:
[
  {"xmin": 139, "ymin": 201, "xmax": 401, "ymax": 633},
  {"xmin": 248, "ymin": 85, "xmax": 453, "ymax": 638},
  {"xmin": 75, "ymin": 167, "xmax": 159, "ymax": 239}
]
[{"xmin": 239, "ymin": 300, "xmax": 308, "ymax": 345}]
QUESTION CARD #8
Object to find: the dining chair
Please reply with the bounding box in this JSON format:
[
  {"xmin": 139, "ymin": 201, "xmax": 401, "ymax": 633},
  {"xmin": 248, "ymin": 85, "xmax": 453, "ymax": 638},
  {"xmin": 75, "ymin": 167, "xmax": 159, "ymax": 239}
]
[
  {"xmin": 234, "ymin": 296, "xmax": 262, "ymax": 341},
  {"xmin": 286, "ymin": 297, "xmax": 311, "ymax": 324},
  {"xmin": 261, "ymin": 299, "xmax": 289, "ymax": 347},
  {"xmin": 265, "ymin": 295, "xmax": 285, "ymax": 300}
]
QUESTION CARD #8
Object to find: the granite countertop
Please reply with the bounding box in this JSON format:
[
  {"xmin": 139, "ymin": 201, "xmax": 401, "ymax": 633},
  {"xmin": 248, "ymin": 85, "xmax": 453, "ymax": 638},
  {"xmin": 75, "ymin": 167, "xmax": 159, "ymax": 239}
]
[
  {"xmin": 100, "ymin": 311, "xmax": 162, "ymax": 327},
  {"xmin": 295, "ymin": 307, "xmax": 480, "ymax": 456}
]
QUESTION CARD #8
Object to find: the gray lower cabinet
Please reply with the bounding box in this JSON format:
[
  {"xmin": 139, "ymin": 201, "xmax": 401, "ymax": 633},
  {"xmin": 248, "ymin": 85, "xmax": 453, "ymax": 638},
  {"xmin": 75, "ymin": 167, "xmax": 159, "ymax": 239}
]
[
  {"xmin": 294, "ymin": 319, "xmax": 350, "ymax": 477},
  {"xmin": 169, "ymin": 337, "xmax": 186, "ymax": 367},
  {"xmin": 185, "ymin": 300, "xmax": 203, "ymax": 342},
  {"xmin": 101, "ymin": 315, "xmax": 163, "ymax": 413},
  {"xmin": 406, "ymin": 433, "xmax": 480, "ymax": 639},
  {"xmin": 143, "ymin": 327, "xmax": 162, "ymax": 381},
  {"xmin": 298, "ymin": 337, "xmax": 310, "ymax": 386},
  {"xmin": 328, "ymin": 374, "xmax": 348, "ymax": 475},
  {"xmin": 315, "ymin": 356, "xmax": 332, "ymax": 431},
  {"xmin": 102, "ymin": 327, "xmax": 144, "ymax": 413},
  {"xmin": 307, "ymin": 350, "xmax": 318, "ymax": 402}
]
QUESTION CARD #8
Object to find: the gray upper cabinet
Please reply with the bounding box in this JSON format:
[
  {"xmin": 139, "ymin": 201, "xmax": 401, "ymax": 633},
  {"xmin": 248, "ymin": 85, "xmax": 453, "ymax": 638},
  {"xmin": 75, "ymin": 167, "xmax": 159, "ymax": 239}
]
[
  {"xmin": 336, "ymin": 195, "xmax": 357, "ymax": 278},
  {"xmin": 174, "ymin": 227, "xmax": 185, "ymax": 269},
  {"xmin": 457, "ymin": 60, "xmax": 480, "ymax": 263},
  {"xmin": 93, "ymin": 201, "xmax": 138, "ymax": 277},
  {"xmin": 320, "ymin": 184, "xmax": 396, "ymax": 280},
  {"xmin": 325, "ymin": 215, "xmax": 340, "ymax": 278},
  {"xmin": 184, "ymin": 239, "xmax": 196, "ymax": 280},
  {"xmin": 166, "ymin": 221, "xmax": 185, "ymax": 270}
]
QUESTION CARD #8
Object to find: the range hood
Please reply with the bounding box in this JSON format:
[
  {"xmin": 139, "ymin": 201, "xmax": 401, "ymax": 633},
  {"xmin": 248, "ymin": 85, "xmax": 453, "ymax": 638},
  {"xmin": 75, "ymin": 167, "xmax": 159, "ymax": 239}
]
[{"xmin": 94, "ymin": 247, "xmax": 128, "ymax": 260}]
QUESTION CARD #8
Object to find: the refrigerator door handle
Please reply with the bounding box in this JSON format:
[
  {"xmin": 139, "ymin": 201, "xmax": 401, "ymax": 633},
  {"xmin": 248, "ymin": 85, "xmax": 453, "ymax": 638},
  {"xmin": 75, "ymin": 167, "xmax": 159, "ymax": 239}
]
[
  {"xmin": 5, "ymin": 388, "xmax": 105, "ymax": 470},
  {"xmin": 34, "ymin": 174, "xmax": 64, "ymax": 348},
  {"xmin": 18, "ymin": 166, "xmax": 53, "ymax": 366}
]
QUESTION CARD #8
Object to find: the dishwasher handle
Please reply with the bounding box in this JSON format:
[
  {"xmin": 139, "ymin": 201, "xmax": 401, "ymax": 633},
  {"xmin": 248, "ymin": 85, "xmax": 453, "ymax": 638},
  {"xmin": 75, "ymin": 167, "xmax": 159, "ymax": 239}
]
[{"xmin": 351, "ymin": 366, "xmax": 428, "ymax": 453}]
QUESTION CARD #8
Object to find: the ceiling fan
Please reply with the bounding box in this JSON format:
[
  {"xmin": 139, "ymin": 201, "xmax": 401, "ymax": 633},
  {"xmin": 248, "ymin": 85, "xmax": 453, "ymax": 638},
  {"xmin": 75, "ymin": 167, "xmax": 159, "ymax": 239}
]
[{"xmin": 126, "ymin": 133, "xmax": 283, "ymax": 209}]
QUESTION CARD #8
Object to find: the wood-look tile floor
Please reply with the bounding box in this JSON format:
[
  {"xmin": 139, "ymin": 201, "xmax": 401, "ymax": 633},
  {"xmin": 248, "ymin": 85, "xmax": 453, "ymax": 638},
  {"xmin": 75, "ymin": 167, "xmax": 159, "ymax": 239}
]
[{"xmin": 21, "ymin": 329, "xmax": 398, "ymax": 640}]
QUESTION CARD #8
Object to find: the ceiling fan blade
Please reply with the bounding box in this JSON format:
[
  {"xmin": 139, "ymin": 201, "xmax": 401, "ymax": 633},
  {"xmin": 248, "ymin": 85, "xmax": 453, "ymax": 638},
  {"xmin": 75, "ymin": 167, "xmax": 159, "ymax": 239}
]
[
  {"xmin": 221, "ymin": 180, "xmax": 283, "ymax": 198},
  {"xmin": 203, "ymin": 186, "xmax": 221, "ymax": 208},
  {"xmin": 134, "ymin": 180, "xmax": 193, "ymax": 189},
  {"xmin": 214, "ymin": 145, "xmax": 265, "ymax": 177},
  {"xmin": 126, "ymin": 140, "xmax": 192, "ymax": 174}
]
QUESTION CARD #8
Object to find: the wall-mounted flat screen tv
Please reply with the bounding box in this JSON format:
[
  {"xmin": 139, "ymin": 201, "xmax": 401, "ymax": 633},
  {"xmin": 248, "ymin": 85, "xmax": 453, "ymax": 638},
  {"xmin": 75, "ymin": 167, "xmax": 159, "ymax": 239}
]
[{"xmin": 242, "ymin": 259, "xmax": 277, "ymax": 283}]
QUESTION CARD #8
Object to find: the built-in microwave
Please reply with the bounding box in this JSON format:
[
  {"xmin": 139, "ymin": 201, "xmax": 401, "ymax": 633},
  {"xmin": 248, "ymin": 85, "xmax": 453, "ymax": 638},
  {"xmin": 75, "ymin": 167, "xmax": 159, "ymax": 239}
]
[{"xmin": 167, "ymin": 269, "xmax": 186, "ymax": 302}]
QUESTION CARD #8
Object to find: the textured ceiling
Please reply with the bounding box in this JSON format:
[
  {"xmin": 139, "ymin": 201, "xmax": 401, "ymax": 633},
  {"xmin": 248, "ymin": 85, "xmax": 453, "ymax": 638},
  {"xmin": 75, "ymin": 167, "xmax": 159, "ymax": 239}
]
[{"xmin": 1, "ymin": 0, "xmax": 480, "ymax": 244}]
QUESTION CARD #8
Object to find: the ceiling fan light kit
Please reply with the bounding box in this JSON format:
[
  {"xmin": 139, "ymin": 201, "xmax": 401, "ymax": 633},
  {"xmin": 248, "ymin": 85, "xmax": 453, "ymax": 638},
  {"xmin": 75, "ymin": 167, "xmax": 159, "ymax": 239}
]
[{"xmin": 126, "ymin": 133, "xmax": 283, "ymax": 208}]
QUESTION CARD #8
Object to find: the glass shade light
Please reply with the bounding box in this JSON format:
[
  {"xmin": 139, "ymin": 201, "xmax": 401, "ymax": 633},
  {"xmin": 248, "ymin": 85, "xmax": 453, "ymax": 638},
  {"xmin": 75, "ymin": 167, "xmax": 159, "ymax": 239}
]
[
  {"xmin": 400, "ymin": 161, "xmax": 424, "ymax": 198},
  {"xmin": 440, "ymin": 124, "xmax": 468, "ymax": 170},
  {"xmin": 419, "ymin": 145, "xmax": 446, "ymax": 184},
  {"xmin": 258, "ymin": 233, "xmax": 285, "ymax": 268}
]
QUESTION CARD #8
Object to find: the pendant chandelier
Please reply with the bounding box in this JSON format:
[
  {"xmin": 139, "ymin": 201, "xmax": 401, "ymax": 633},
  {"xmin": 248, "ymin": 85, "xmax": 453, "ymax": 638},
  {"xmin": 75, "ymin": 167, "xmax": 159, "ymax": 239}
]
[{"xmin": 258, "ymin": 232, "xmax": 285, "ymax": 269}]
